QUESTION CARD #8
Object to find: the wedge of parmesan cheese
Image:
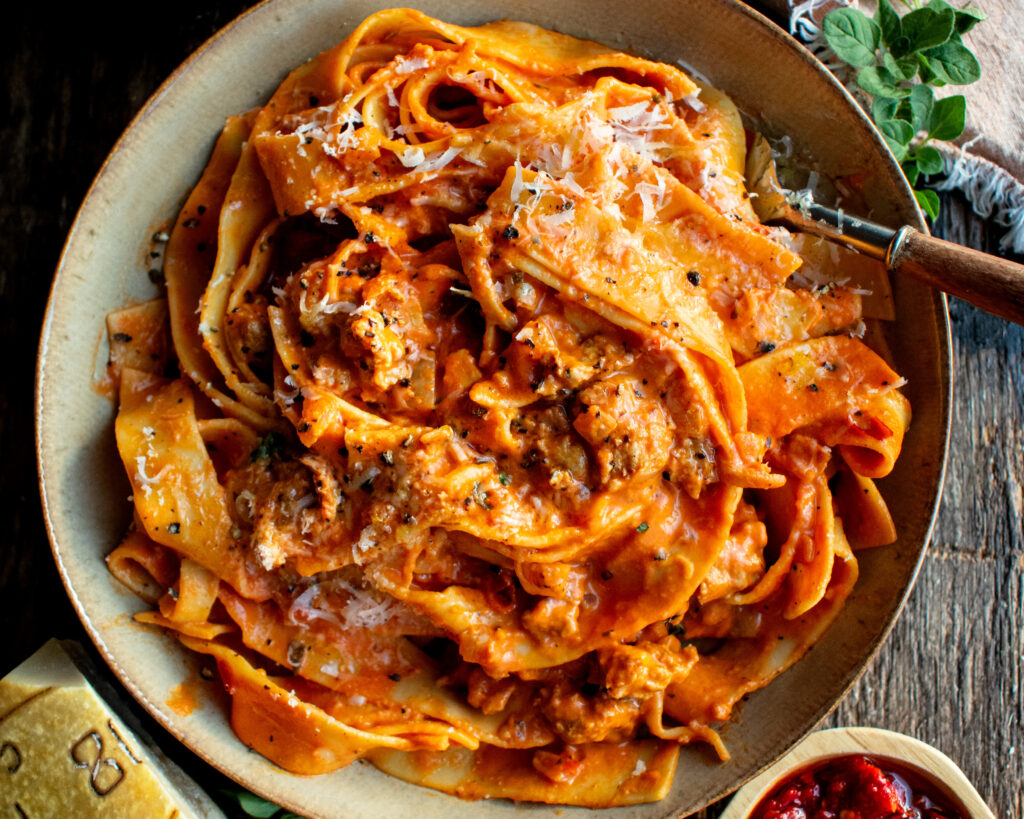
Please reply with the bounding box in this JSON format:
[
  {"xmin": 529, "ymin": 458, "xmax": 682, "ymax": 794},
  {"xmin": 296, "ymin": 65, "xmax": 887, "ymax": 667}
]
[{"xmin": 0, "ymin": 640, "xmax": 224, "ymax": 818}]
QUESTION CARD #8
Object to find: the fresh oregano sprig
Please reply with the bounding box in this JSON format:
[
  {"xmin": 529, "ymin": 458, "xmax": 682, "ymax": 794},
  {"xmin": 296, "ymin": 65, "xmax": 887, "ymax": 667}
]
[{"xmin": 822, "ymin": 0, "xmax": 987, "ymax": 220}]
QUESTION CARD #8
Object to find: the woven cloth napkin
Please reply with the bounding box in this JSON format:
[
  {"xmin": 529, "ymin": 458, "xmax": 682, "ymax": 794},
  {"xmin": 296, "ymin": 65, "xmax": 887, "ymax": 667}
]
[{"xmin": 759, "ymin": 0, "xmax": 1024, "ymax": 252}]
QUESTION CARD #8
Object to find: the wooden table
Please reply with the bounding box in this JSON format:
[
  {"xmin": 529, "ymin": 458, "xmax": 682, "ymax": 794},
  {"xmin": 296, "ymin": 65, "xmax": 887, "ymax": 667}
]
[{"xmin": 3, "ymin": 2, "xmax": 1021, "ymax": 816}]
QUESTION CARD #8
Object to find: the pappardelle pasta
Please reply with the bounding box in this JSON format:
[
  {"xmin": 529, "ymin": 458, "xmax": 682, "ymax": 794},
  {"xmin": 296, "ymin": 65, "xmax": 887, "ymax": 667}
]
[{"xmin": 105, "ymin": 9, "xmax": 910, "ymax": 807}]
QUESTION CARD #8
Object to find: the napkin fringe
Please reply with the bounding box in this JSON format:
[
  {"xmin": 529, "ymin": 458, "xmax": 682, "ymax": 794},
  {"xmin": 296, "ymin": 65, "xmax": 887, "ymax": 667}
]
[
  {"xmin": 790, "ymin": 0, "xmax": 843, "ymax": 68},
  {"xmin": 788, "ymin": 0, "xmax": 1024, "ymax": 254},
  {"xmin": 936, "ymin": 143, "xmax": 1024, "ymax": 254}
]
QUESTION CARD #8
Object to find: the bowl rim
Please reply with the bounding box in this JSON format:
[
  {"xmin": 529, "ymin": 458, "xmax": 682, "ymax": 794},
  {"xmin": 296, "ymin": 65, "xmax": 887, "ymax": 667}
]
[
  {"xmin": 34, "ymin": 0, "xmax": 953, "ymax": 815},
  {"xmin": 718, "ymin": 726, "xmax": 996, "ymax": 819}
]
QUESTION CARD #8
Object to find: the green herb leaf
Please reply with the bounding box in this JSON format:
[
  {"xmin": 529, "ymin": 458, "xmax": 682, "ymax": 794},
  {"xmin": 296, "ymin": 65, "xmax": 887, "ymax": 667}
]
[
  {"xmin": 221, "ymin": 789, "xmax": 284, "ymax": 818},
  {"xmin": 914, "ymin": 188, "xmax": 941, "ymax": 220},
  {"xmin": 883, "ymin": 51, "xmax": 919, "ymax": 81},
  {"xmin": 928, "ymin": 94, "xmax": 966, "ymax": 140},
  {"xmin": 916, "ymin": 54, "xmax": 943, "ymax": 86},
  {"xmin": 878, "ymin": 118, "xmax": 913, "ymax": 161},
  {"xmin": 886, "ymin": 138, "xmax": 908, "ymax": 162},
  {"xmin": 906, "ymin": 83, "xmax": 935, "ymax": 132},
  {"xmin": 823, "ymin": 0, "xmax": 982, "ymax": 217},
  {"xmin": 636, "ymin": 522, "xmax": 650, "ymax": 534},
  {"xmin": 914, "ymin": 145, "xmax": 945, "ymax": 176},
  {"xmin": 823, "ymin": 8, "xmax": 881, "ymax": 68},
  {"xmin": 898, "ymin": 55, "xmax": 920, "ymax": 80},
  {"xmin": 250, "ymin": 431, "xmax": 284, "ymax": 462},
  {"xmin": 875, "ymin": 0, "xmax": 902, "ymax": 47},
  {"xmin": 858, "ymin": 66, "xmax": 911, "ymax": 99},
  {"xmin": 922, "ymin": 40, "xmax": 982, "ymax": 85},
  {"xmin": 873, "ymin": 96, "xmax": 901, "ymax": 123},
  {"xmin": 897, "ymin": 7, "xmax": 955, "ymax": 57},
  {"xmin": 892, "ymin": 101, "xmax": 914, "ymax": 125},
  {"xmin": 879, "ymin": 118, "xmax": 915, "ymax": 146},
  {"xmin": 953, "ymin": 5, "xmax": 988, "ymax": 34}
]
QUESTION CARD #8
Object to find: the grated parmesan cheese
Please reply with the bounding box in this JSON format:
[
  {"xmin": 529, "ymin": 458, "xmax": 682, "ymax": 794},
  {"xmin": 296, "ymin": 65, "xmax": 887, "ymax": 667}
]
[
  {"xmin": 134, "ymin": 455, "xmax": 169, "ymax": 497},
  {"xmin": 394, "ymin": 55, "xmax": 428, "ymax": 74},
  {"xmin": 410, "ymin": 146, "xmax": 462, "ymax": 173},
  {"xmin": 332, "ymin": 109, "xmax": 364, "ymax": 152},
  {"xmin": 235, "ymin": 489, "xmax": 256, "ymax": 522},
  {"xmin": 288, "ymin": 584, "xmax": 344, "ymax": 628},
  {"xmin": 634, "ymin": 177, "xmax": 667, "ymax": 223},
  {"xmin": 681, "ymin": 90, "xmax": 705, "ymax": 112},
  {"xmin": 338, "ymin": 580, "xmax": 398, "ymax": 627},
  {"xmin": 606, "ymin": 102, "xmax": 675, "ymax": 161},
  {"xmin": 399, "ymin": 146, "xmax": 426, "ymax": 167},
  {"xmin": 560, "ymin": 172, "xmax": 585, "ymax": 197},
  {"xmin": 322, "ymin": 299, "xmax": 359, "ymax": 314},
  {"xmin": 352, "ymin": 523, "xmax": 379, "ymax": 563}
]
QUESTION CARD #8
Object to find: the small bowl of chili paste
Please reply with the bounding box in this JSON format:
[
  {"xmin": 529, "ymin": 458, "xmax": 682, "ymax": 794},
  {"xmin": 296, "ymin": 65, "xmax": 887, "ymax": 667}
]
[{"xmin": 720, "ymin": 727, "xmax": 996, "ymax": 819}]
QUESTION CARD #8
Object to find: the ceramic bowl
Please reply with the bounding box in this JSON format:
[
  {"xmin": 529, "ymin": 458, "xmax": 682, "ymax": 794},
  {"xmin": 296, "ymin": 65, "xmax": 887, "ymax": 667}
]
[
  {"xmin": 36, "ymin": 1, "xmax": 951, "ymax": 816},
  {"xmin": 720, "ymin": 727, "xmax": 995, "ymax": 818}
]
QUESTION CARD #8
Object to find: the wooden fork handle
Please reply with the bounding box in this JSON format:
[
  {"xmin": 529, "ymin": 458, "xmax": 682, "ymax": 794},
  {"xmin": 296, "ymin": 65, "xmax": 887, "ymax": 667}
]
[{"xmin": 888, "ymin": 227, "xmax": 1024, "ymax": 326}]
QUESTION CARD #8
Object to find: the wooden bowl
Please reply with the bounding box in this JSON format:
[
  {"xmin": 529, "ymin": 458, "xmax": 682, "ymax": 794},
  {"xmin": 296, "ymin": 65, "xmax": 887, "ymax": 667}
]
[
  {"xmin": 35, "ymin": 0, "xmax": 951, "ymax": 816},
  {"xmin": 719, "ymin": 727, "xmax": 995, "ymax": 818}
]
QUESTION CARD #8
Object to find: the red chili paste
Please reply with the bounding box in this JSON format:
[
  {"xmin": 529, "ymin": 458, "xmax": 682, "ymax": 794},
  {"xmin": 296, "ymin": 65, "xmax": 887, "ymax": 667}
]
[{"xmin": 751, "ymin": 754, "xmax": 966, "ymax": 819}]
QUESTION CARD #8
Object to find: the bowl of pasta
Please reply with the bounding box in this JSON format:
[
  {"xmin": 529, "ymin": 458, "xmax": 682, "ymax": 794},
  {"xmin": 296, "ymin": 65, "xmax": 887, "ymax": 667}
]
[{"xmin": 36, "ymin": 0, "xmax": 951, "ymax": 816}]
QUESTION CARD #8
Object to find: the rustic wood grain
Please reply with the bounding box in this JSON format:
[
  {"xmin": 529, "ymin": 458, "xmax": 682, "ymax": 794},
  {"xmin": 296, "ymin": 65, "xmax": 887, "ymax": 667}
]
[
  {"xmin": 825, "ymin": 191, "xmax": 1024, "ymax": 819},
  {"xmin": 3, "ymin": 3, "xmax": 1022, "ymax": 817}
]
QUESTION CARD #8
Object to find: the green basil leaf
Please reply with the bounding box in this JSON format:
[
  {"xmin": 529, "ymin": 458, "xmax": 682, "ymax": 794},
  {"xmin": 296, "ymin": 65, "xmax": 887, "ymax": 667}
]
[
  {"xmin": 902, "ymin": 161, "xmax": 921, "ymax": 187},
  {"xmin": 914, "ymin": 188, "xmax": 941, "ymax": 220},
  {"xmin": 928, "ymin": 94, "xmax": 966, "ymax": 140},
  {"xmin": 879, "ymin": 118, "xmax": 915, "ymax": 146},
  {"xmin": 875, "ymin": 0, "xmax": 902, "ymax": 46},
  {"xmin": 954, "ymin": 6, "xmax": 988, "ymax": 34},
  {"xmin": 925, "ymin": 0, "xmax": 953, "ymax": 11},
  {"xmin": 823, "ymin": 8, "xmax": 881, "ymax": 67},
  {"xmin": 914, "ymin": 145, "xmax": 945, "ymax": 176},
  {"xmin": 858, "ymin": 66, "xmax": 911, "ymax": 99},
  {"xmin": 923, "ymin": 40, "xmax": 982, "ymax": 84},
  {"xmin": 873, "ymin": 96, "xmax": 901, "ymax": 123},
  {"xmin": 907, "ymin": 83, "xmax": 935, "ymax": 132},
  {"xmin": 898, "ymin": 7, "xmax": 955, "ymax": 56}
]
